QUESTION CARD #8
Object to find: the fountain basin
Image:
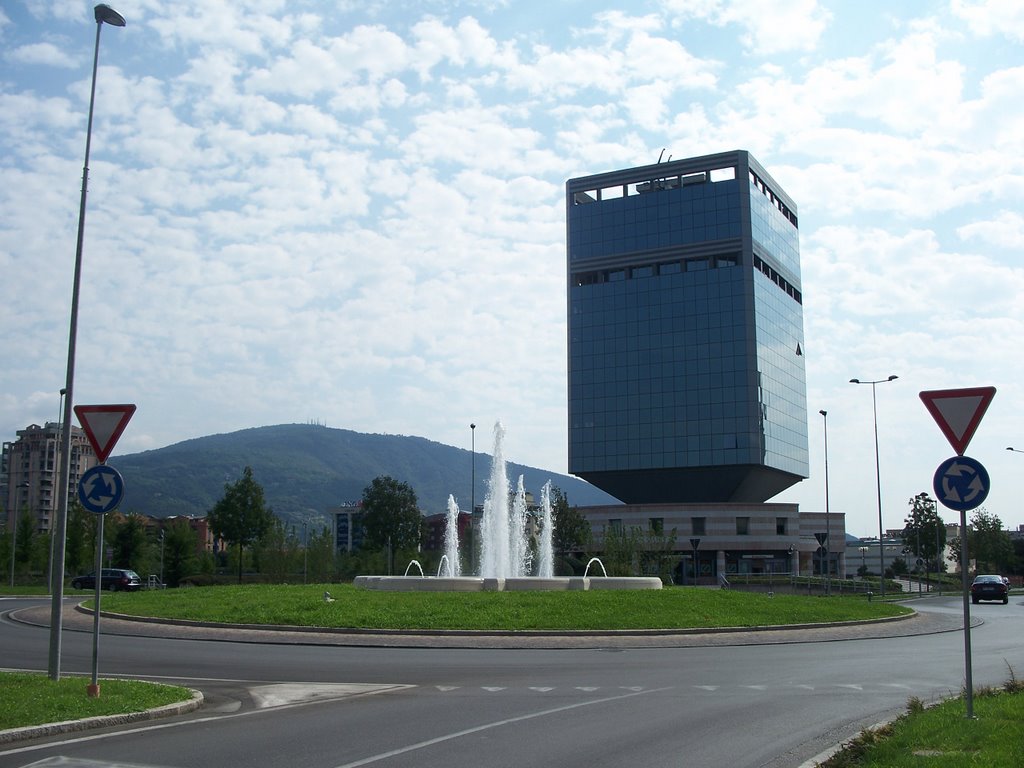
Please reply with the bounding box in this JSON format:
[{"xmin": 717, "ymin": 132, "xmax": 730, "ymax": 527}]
[{"xmin": 353, "ymin": 575, "xmax": 662, "ymax": 592}]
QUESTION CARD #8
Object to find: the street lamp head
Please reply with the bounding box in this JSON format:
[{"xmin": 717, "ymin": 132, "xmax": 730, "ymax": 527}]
[
  {"xmin": 470, "ymin": 423, "xmax": 476, "ymax": 430},
  {"xmin": 819, "ymin": 409, "xmax": 827, "ymax": 417},
  {"xmin": 94, "ymin": 4, "xmax": 126, "ymax": 26},
  {"xmin": 887, "ymin": 374, "xmax": 898, "ymax": 382},
  {"xmin": 849, "ymin": 378, "xmax": 860, "ymax": 384}
]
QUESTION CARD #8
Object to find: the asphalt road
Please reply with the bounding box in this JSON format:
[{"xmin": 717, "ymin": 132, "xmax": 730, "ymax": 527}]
[{"xmin": 1, "ymin": 594, "xmax": 1023, "ymax": 768}]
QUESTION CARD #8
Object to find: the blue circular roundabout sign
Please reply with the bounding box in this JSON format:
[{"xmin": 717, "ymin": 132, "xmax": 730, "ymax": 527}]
[
  {"xmin": 932, "ymin": 455, "xmax": 989, "ymax": 512},
  {"xmin": 77, "ymin": 465, "xmax": 125, "ymax": 515}
]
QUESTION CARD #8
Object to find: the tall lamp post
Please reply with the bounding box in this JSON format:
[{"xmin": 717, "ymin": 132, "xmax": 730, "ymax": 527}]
[
  {"xmin": 850, "ymin": 375, "xmax": 898, "ymax": 599},
  {"xmin": 48, "ymin": 388, "xmax": 67, "ymax": 593},
  {"xmin": 819, "ymin": 409, "xmax": 831, "ymax": 596},
  {"xmin": 49, "ymin": 4, "xmax": 126, "ymax": 681},
  {"xmin": 470, "ymin": 423, "xmax": 476, "ymax": 575}
]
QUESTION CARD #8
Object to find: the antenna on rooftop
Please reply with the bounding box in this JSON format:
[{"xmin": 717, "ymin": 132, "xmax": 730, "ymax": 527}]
[{"xmin": 657, "ymin": 148, "xmax": 665, "ymax": 163}]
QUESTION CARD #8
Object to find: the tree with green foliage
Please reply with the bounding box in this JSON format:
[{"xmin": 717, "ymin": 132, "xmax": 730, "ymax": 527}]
[
  {"xmin": 550, "ymin": 487, "xmax": 590, "ymax": 558},
  {"xmin": 601, "ymin": 524, "xmax": 642, "ymax": 577},
  {"xmin": 65, "ymin": 500, "xmax": 96, "ymax": 578},
  {"xmin": 208, "ymin": 466, "xmax": 276, "ymax": 583},
  {"xmin": 301, "ymin": 525, "xmax": 335, "ymax": 582},
  {"xmin": 256, "ymin": 517, "xmax": 297, "ymax": 583},
  {"xmin": 900, "ymin": 492, "xmax": 947, "ymax": 573},
  {"xmin": 639, "ymin": 521, "xmax": 678, "ymax": 584},
  {"xmin": 360, "ymin": 476, "xmax": 422, "ymax": 575},
  {"xmin": 14, "ymin": 511, "xmax": 34, "ymax": 577},
  {"xmin": 948, "ymin": 507, "xmax": 1014, "ymax": 574},
  {"xmin": 161, "ymin": 518, "xmax": 198, "ymax": 588},
  {"xmin": 112, "ymin": 514, "xmax": 148, "ymax": 572}
]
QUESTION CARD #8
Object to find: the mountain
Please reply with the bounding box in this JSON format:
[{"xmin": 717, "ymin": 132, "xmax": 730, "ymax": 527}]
[{"xmin": 112, "ymin": 423, "xmax": 620, "ymax": 527}]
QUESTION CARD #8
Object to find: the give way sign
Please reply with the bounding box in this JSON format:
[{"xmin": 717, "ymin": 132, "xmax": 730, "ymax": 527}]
[
  {"xmin": 74, "ymin": 404, "xmax": 136, "ymax": 463},
  {"xmin": 918, "ymin": 387, "xmax": 995, "ymax": 455}
]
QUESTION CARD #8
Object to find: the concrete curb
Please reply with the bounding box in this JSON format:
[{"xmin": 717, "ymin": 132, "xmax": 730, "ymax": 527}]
[
  {"xmin": 92, "ymin": 604, "xmax": 916, "ymax": 637},
  {"xmin": 0, "ymin": 687, "xmax": 204, "ymax": 745}
]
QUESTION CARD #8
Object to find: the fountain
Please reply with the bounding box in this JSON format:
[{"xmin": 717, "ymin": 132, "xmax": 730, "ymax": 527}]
[
  {"xmin": 443, "ymin": 495, "xmax": 461, "ymax": 577},
  {"xmin": 354, "ymin": 421, "xmax": 661, "ymax": 592}
]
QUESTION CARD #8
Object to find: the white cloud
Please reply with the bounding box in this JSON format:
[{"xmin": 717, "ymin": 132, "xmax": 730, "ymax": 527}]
[
  {"xmin": 6, "ymin": 41, "xmax": 77, "ymax": 67},
  {"xmin": 951, "ymin": 0, "xmax": 1024, "ymax": 41},
  {"xmin": 661, "ymin": 0, "xmax": 831, "ymax": 54}
]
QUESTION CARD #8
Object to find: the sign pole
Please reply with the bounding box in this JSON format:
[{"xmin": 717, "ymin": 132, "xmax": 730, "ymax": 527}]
[
  {"xmin": 958, "ymin": 506, "xmax": 973, "ymax": 718},
  {"xmin": 921, "ymin": 386, "xmax": 994, "ymax": 721},
  {"xmin": 88, "ymin": 512, "xmax": 104, "ymax": 698}
]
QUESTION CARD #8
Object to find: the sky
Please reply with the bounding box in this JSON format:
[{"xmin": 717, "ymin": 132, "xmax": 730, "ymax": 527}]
[{"xmin": 2, "ymin": 0, "xmax": 1023, "ymax": 538}]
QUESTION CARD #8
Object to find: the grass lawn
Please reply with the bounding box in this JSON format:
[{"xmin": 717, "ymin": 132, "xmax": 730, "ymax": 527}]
[
  {"xmin": 0, "ymin": 671, "xmax": 192, "ymax": 731},
  {"xmin": 93, "ymin": 583, "xmax": 910, "ymax": 631},
  {"xmin": 821, "ymin": 684, "xmax": 1024, "ymax": 767}
]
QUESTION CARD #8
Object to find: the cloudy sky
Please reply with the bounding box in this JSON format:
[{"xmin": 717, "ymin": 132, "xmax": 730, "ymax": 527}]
[{"xmin": 2, "ymin": 0, "xmax": 1022, "ymax": 537}]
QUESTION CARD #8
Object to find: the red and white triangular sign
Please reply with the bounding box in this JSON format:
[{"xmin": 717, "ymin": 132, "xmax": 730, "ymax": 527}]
[
  {"xmin": 919, "ymin": 387, "xmax": 995, "ymax": 455},
  {"xmin": 74, "ymin": 404, "xmax": 136, "ymax": 463}
]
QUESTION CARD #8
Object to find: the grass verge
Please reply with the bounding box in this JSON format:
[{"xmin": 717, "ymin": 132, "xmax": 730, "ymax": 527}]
[
  {"xmin": 95, "ymin": 583, "xmax": 910, "ymax": 631},
  {"xmin": 0, "ymin": 671, "xmax": 192, "ymax": 731},
  {"xmin": 819, "ymin": 676, "xmax": 1024, "ymax": 767}
]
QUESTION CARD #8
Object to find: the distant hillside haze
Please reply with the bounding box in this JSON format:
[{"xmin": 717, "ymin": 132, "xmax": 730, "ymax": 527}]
[{"xmin": 112, "ymin": 423, "xmax": 620, "ymax": 527}]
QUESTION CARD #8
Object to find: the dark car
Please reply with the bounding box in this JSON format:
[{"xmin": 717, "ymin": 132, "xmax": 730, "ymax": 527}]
[
  {"xmin": 970, "ymin": 574, "xmax": 1008, "ymax": 604},
  {"xmin": 71, "ymin": 568, "xmax": 142, "ymax": 592}
]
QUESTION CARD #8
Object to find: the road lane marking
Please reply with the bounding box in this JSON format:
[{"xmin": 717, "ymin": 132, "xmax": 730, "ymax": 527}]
[
  {"xmin": 249, "ymin": 684, "xmax": 407, "ymax": 709},
  {"xmin": 331, "ymin": 686, "xmax": 672, "ymax": 768}
]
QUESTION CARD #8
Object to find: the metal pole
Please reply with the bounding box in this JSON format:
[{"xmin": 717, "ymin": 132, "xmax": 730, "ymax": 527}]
[
  {"xmin": 470, "ymin": 423, "xmax": 476, "ymax": 575},
  {"xmin": 820, "ymin": 410, "xmax": 831, "ymax": 596},
  {"xmin": 88, "ymin": 512, "xmax": 104, "ymax": 697},
  {"xmin": 870, "ymin": 382, "xmax": 884, "ymax": 597},
  {"xmin": 850, "ymin": 375, "xmax": 897, "ymax": 599},
  {"xmin": 48, "ymin": 389, "xmax": 66, "ymax": 594},
  {"xmin": 959, "ymin": 508, "xmax": 974, "ymax": 718},
  {"xmin": 50, "ymin": 8, "xmax": 125, "ymax": 679}
]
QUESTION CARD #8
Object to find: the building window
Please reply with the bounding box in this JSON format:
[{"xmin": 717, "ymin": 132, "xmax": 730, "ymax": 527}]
[
  {"xmin": 693, "ymin": 517, "xmax": 706, "ymax": 536},
  {"xmin": 737, "ymin": 517, "xmax": 750, "ymax": 535},
  {"xmin": 776, "ymin": 517, "xmax": 787, "ymax": 535},
  {"xmin": 649, "ymin": 517, "xmax": 664, "ymax": 534},
  {"xmin": 609, "ymin": 518, "xmax": 623, "ymax": 533}
]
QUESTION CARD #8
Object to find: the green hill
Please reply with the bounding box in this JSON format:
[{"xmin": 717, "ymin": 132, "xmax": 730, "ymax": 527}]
[{"xmin": 112, "ymin": 424, "xmax": 619, "ymax": 528}]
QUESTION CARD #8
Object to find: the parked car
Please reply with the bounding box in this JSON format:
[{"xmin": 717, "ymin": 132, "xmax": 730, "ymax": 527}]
[
  {"xmin": 70, "ymin": 568, "xmax": 142, "ymax": 592},
  {"xmin": 970, "ymin": 574, "xmax": 1008, "ymax": 604}
]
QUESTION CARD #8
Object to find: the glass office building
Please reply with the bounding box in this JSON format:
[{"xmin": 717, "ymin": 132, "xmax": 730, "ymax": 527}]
[{"xmin": 567, "ymin": 150, "xmax": 808, "ymax": 504}]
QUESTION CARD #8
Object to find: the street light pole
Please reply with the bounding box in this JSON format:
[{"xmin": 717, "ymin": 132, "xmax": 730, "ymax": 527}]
[
  {"xmin": 49, "ymin": 4, "xmax": 126, "ymax": 681},
  {"xmin": 819, "ymin": 410, "xmax": 831, "ymax": 596},
  {"xmin": 470, "ymin": 423, "xmax": 476, "ymax": 575},
  {"xmin": 850, "ymin": 374, "xmax": 898, "ymax": 599},
  {"xmin": 48, "ymin": 388, "xmax": 67, "ymax": 594}
]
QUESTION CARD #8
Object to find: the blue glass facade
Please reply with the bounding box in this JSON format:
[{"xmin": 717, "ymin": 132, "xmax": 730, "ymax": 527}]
[{"xmin": 567, "ymin": 151, "xmax": 808, "ymax": 504}]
